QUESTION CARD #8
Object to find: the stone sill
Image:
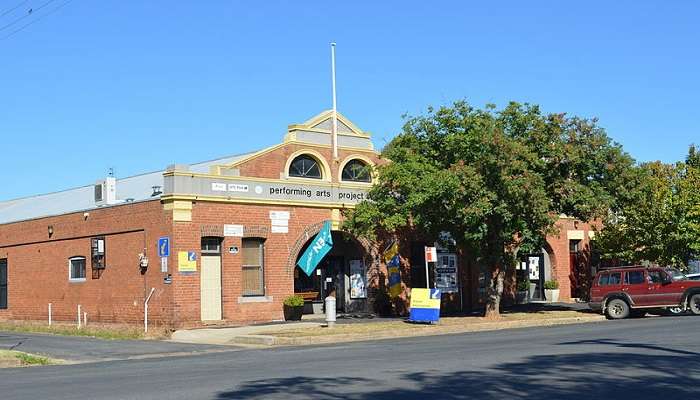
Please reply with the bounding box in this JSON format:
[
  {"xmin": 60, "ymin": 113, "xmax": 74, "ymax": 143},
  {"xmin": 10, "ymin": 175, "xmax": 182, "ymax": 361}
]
[{"xmin": 238, "ymin": 296, "xmax": 273, "ymax": 304}]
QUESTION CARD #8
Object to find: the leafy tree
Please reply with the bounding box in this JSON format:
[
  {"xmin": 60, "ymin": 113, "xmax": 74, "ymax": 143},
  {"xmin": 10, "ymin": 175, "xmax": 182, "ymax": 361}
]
[
  {"xmin": 344, "ymin": 101, "xmax": 634, "ymax": 317},
  {"xmin": 596, "ymin": 145, "xmax": 700, "ymax": 268}
]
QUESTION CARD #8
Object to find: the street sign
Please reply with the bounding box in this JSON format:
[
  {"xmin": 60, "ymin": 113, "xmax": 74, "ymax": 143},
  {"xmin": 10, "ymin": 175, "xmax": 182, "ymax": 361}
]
[
  {"xmin": 424, "ymin": 246, "xmax": 437, "ymax": 262},
  {"xmin": 160, "ymin": 257, "xmax": 168, "ymax": 273},
  {"xmin": 158, "ymin": 237, "xmax": 170, "ymax": 258}
]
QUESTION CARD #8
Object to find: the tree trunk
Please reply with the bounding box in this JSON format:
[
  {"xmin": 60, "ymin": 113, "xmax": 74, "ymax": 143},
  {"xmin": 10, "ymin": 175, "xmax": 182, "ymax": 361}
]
[{"xmin": 484, "ymin": 265, "xmax": 505, "ymax": 319}]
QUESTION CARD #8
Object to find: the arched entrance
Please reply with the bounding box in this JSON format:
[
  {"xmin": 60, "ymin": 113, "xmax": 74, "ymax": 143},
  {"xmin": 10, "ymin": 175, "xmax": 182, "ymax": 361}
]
[{"xmin": 290, "ymin": 224, "xmax": 372, "ymax": 315}]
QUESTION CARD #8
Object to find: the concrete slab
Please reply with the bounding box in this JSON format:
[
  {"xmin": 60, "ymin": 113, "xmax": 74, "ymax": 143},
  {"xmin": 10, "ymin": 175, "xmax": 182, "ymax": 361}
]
[{"xmin": 170, "ymin": 322, "xmax": 321, "ymax": 345}]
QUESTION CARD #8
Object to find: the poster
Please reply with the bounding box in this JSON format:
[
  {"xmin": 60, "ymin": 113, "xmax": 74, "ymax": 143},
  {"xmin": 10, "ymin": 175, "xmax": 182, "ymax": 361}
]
[
  {"xmin": 350, "ymin": 259, "xmax": 367, "ymax": 299},
  {"xmin": 528, "ymin": 256, "xmax": 540, "ymax": 280}
]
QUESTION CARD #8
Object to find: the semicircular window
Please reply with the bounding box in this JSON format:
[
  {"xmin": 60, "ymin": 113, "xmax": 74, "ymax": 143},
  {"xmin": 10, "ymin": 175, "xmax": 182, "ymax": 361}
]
[
  {"xmin": 341, "ymin": 159, "xmax": 371, "ymax": 182},
  {"xmin": 289, "ymin": 155, "xmax": 322, "ymax": 179}
]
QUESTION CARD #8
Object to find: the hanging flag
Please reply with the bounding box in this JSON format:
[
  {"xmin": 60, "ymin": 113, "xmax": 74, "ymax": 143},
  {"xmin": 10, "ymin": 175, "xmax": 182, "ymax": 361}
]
[
  {"xmin": 297, "ymin": 221, "xmax": 334, "ymax": 276},
  {"xmin": 383, "ymin": 241, "xmax": 402, "ymax": 298}
]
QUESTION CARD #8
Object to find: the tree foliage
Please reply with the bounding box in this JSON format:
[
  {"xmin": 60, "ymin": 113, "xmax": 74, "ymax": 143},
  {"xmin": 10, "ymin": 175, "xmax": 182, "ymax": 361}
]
[
  {"xmin": 596, "ymin": 145, "xmax": 700, "ymax": 268},
  {"xmin": 344, "ymin": 101, "xmax": 635, "ymax": 317}
]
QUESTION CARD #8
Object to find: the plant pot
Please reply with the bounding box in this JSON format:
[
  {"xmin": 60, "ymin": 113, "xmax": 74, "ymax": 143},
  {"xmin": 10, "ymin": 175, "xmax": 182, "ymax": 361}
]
[
  {"xmin": 515, "ymin": 290, "xmax": 528, "ymax": 304},
  {"xmin": 283, "ymin": 305, "xmax": 304, "ymax": 321},
  {"xmin": 529, "ymin": 283, "xmax": 537, "ymax": 300},
  {"xmin": 545, "ymin": 289, "xmax": 560, "ymax": 303}
]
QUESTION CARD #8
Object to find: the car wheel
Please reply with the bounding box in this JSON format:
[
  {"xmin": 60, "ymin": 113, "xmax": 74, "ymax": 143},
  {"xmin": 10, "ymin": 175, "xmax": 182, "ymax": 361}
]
[
  {"xmin": 689, "ymin": 294, "xmax": 700, "ymax": 315},
  {"xmin": 606, "ymin": 299, "xmax": 630, "ymax": 319}
]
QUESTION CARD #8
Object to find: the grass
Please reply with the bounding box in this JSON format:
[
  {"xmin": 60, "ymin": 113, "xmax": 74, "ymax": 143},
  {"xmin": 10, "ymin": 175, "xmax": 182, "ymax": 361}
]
[
  {"xmin": 263, "ymin": 310, "xmax": 600, "ymax": 338},
  {"xmin": 0, "ymin": 350, "xmax": 55, "ymax": 368},
  {"xmin": 0, "ymin": 321, "xmax": 148, "ymax": 340}
]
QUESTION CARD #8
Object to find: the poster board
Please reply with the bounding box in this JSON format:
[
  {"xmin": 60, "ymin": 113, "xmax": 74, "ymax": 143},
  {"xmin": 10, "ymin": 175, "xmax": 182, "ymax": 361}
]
[{"xmin": 349, "ymin": 259, "xmax": 367, "ymax": 299}]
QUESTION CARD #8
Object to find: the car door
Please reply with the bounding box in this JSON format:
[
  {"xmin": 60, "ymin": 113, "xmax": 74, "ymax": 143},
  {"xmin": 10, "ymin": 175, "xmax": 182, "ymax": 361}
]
[
  {"xmin": 623, "ymin": 269, "xmax": 648, "ymax": 306},
  {"xmin": 650, "ymin": 269, "xmax": 683, "ymax": 305}
]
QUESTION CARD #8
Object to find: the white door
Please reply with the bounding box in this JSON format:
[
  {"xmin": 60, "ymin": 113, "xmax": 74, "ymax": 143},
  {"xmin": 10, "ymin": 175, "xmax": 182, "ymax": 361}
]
[{"xmin": 200, "ymin": 255, "xmax": 222, "ymax": 321}]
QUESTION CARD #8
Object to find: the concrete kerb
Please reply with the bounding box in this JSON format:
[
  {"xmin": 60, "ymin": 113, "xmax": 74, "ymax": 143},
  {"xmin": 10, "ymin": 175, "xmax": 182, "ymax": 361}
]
[{"xmin": 170, "ymin": 315, "xmax": 606, "ymax": 347}]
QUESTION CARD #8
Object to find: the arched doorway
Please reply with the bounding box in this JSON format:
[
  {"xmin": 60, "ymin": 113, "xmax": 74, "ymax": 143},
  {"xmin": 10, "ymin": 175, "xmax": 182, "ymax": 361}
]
[{"xmin": 292, "ymin": 228, "xmax": 371, "ymax": 314}]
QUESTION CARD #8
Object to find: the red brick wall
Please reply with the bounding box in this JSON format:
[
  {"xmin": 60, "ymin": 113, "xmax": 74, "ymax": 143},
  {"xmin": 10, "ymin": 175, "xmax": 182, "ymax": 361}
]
[
  {"xmin": 171, "ymin": 201, "xmax": 333, "ymax": 326},
  {"xmin": 0, "ymin": 200, "xmax": 173, "ymax": 327},
  {"xmin": 546, "ymin": 218, "xmax": 599, "ymax": 301}
]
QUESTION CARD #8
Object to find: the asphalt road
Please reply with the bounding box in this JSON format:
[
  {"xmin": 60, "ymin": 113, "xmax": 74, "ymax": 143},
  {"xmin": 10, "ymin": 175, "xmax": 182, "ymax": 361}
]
[{"xmin": 1, "ymin": 316, "xmax": 699, "ymax": 400}]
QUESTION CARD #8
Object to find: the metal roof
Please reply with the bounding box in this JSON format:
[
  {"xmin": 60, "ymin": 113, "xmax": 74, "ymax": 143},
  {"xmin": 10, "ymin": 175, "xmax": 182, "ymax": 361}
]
[{"xmin": 0, "ymin": 152, "xmax": 254, "ymax": 225}]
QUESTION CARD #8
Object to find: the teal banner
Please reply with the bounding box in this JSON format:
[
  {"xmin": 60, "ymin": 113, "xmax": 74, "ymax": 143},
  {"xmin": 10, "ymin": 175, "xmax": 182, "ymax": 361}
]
[{"xmin": 297, "ymin": 221, "xmax": 334, "ymax": 276}]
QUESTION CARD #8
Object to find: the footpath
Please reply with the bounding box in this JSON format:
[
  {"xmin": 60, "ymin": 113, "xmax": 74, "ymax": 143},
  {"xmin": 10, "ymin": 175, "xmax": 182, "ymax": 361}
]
[{"xmin": 171, "ymin": 303, "xmax": 606, "ymax": 347}]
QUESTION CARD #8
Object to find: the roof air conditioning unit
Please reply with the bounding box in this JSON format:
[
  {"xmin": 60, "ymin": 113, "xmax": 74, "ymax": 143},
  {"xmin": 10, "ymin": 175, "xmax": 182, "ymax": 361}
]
[{"xmin": 94, "ymin": 177, "xmax": 117, "ymax": 206}]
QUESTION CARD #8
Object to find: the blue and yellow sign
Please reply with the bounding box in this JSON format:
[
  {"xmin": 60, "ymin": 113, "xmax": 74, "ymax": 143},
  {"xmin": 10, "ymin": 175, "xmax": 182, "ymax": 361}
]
[{"xmin": 409, "ymin": 288, "xmax": 441, "ymax": 323}]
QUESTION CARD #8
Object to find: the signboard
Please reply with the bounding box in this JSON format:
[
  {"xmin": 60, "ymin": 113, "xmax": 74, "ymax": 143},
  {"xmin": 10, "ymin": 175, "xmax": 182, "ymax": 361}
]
[
  {"xmin": 269, "ymin": 211, "xmax": 290, "ymax": 220},
  {"xmin": 349, "ymin": 259, "xmax": 367, "ymax": 299},
  {"xmin": 424, "ymin": 246, "xmax": 437, "ymax": 263},
  {"xmin": 435, "ymin": 254, "xmax": 458, "ymax": 293},
  {"xmin": 223, "ymin": 224, "xmax": 244, "ymax": 237},
  {"xmin": 158, "ymin": 237, "xmax": 170, "ymax": 257},
  {"xmin": 409, "ymin": 288, "xmax": 441, "ymax": 323},
  {"xmin": 165, "ymin": 174, "xmax": 368, "ymax": 206},
  {"xmin": 270, "ymin": 211, "xmax": 289, "ymax": 233},
  {"xmin": 228, "ymin": 246, "xmax": 239, "ymax": 254},
  {"xmin": 178, "ymin": 251, "xmax": 197, "ymax": 272},
  {"xmin": 271, "ymin": 225, "xmax": 288, "ymax": 233},
  {"xmin": 160, "ymin": 257, "xmax": 168, "ymax": 273}
]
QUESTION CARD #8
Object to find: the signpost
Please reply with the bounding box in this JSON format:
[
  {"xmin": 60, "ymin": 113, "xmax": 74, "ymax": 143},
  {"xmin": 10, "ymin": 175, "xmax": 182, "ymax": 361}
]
[{"xmin": 424, "ymin": 246, "xmax": 437, "ymax": 288}]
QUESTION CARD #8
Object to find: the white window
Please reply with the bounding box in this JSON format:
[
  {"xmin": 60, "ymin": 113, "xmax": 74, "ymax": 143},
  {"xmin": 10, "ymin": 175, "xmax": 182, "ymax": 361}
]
[{"xmin": 69, "ymin": 257, "xmax": 86, "ymax": 282}]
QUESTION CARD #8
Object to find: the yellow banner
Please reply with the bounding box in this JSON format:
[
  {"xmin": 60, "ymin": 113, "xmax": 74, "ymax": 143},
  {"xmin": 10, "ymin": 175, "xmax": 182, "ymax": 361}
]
[{"xmin": 383, "ymin": 242, "xmax": 399, "ymax": 264}]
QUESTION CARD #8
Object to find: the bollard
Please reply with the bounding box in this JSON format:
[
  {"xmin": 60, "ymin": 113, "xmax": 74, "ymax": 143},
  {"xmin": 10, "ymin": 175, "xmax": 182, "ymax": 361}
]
[{"xmin": 325, "ymin": 295, "xmax": 336, "ymax": 328}]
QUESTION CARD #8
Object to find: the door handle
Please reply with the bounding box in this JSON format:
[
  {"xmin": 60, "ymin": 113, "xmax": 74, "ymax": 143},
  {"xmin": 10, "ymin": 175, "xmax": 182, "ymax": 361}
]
[{"xmin": 622, "ymin": 288, "xmax": 628, "ymax": 291}]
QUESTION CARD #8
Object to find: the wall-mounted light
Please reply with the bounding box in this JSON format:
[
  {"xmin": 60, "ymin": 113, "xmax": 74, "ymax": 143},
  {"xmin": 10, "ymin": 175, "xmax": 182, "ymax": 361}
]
[{"xmin": 48, "ymin": 225, "xmax": 54, "ymax": 238}]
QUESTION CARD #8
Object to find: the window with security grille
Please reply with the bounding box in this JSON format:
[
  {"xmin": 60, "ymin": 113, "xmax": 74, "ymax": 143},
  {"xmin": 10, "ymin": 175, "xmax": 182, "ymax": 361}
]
[
  {"xmin": 0, "ymin": 259, "xmax": 7, "ymax": 309},
  {"xmin": 289, "ymin": 155, "xmax": 322, "ymax": 179},
  {"xmin": 241, "ymin": 238, "xmax": 265, "ymax": 296},
  {"xmin": 341, "ymin": 159, "xmax": 371, "ymax": 182}
]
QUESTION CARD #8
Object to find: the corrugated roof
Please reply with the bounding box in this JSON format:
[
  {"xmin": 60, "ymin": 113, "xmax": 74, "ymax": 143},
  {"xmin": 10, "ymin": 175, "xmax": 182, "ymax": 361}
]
[{"xmin": 0, "ymin": 152, "xmax": 254, "ymax": 225}]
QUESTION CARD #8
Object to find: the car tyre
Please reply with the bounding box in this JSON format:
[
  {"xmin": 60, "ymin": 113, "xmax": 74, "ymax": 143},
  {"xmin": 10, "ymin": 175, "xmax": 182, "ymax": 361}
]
[
  {"xmin": 689, "ymin": 294, "xmax": 700, "ymax": 316},
  {"xmin": 606, "ymin": 299, "xmax": 630, "ymax": 320},
  {"xmin": 666, "ymin": 306, "xmax": 684, "ymax": 315}
]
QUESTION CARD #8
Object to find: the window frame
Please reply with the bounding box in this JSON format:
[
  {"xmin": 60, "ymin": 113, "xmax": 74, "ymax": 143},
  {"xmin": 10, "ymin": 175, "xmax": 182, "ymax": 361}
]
[
  {"xmin": 341, "ymin": 159, "xmax": 372, "ymax": 183},
  {"xmin": 201, "ymin": 237, "xmax": 222, "ymax": 255},
  {"xmin": 624, "ymin": 270, "xmax": 645, "ymax": 285},
  {"xmin": 288, "ymin": 155, "xmax": 323, "ymax": 180},
  {"xmin": 68, "ymin": 256, "xmax": 87, "ymax": 282},
  {"xmin": 0, "ymin": 259, "xmax": 7, "ymax": 309},
  {"xmin": 241, "ymin": 238, "xmax": 265, "ymax": 296}
]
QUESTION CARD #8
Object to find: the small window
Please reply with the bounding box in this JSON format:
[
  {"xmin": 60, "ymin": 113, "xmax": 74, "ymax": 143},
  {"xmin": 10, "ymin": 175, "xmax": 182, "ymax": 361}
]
[
  {"xmin": 201, "ymin": 237, "xmax": 221, "ymax": 255},
  {"xmin": 569, "ymin": 239, "xmax": 581, "ymax": 253},
  {"xmin": 598, "ymin": 273, "xmax": 609, "ymax": 286},
  {"xmin": 625, "ymin": 270, "xmax": 645, "ymax": 285},
  {"xmin": 341, "ymin": 159, "xmax": 371, "ymax": 182},
  {"xmin": 69, "ymin": 257, "xmax": 86, "ymax": 282},
  {"xmin": 608, "ymin": 272, "xmax": 621, "ymax": 285},
  {"xmin": 241, "ymin": 238, "xmax": 265, "ymax": 296},
  {"xmin": 0, "ymin": 259, "xmax": 7, "ymax": 309},
  {"xmin": 289, "ymin": 155, "xmax": 322, "ymax": 179},
  {"xmin": 94, "ymin": 184, "xmax": 103, "ymax": 202}
]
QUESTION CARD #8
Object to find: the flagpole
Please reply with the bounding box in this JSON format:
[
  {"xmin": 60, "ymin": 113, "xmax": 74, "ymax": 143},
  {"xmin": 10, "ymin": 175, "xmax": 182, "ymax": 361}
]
[{"xmin": 331, "ymin": 42, "xmax": 338, "ymax": 161}]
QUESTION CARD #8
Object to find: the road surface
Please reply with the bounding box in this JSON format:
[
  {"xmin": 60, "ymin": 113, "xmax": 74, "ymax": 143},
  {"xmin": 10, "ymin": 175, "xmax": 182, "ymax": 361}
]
[{"xmin": 1, "ymin": 316, "xmax": 699, "ymax": 399}]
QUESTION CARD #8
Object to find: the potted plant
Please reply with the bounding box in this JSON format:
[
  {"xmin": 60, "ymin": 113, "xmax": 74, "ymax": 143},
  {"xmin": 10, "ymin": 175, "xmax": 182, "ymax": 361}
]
[
  {"xmin": 516, "ymin": 280, "xmax": 529, "ymax": 304},
  {"xmin": 544, "ymin": 280, "xmax": 560, "ymax": 303},
  {"xmin": 283, "ymin": 294, "xmax": 305, "ymax": 321}
]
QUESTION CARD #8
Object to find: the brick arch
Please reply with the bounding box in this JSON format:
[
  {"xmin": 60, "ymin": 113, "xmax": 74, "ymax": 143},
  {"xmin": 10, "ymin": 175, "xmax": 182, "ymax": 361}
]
[{"xmin": 285, "ymin": 220, "xmax": 374, "ymax": 277}]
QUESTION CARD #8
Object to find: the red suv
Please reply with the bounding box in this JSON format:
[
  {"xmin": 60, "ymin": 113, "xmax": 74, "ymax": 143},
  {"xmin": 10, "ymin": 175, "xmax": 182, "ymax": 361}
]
[{"xmin": 589, "ymin": 266, "xmax": 700, "ymax": 319}]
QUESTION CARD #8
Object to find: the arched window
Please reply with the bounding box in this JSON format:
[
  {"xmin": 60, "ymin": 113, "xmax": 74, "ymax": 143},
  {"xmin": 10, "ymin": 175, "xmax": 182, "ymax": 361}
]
[
  {"xmin": 289, "ymin": 155, "xmax": 322, "ymax": 179},
  {"xmin": 341, "ymin": 159, "xmax": 371, "ymax": 182}
]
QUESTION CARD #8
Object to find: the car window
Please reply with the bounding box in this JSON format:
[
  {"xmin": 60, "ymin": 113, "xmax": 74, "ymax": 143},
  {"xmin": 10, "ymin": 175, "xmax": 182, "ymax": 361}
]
[
  {"xmin": 609, "ymin": 272, "xmax": 622, "ymax": 285},
  {"xmin": 598, "ymin": 274, "xmax": 609, "ymax": 286},
  {"xmin": 625, "ymin": 270, "xmax": 645, "ymax": 284},
  {"xmin": 648, "ymin": 270, "xmax": 663, "ymax": 284}
]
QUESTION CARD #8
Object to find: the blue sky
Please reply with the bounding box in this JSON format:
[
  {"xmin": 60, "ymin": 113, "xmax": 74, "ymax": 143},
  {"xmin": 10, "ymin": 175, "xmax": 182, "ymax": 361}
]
[{"xmin": 1, "ymin": 1, "xmax": 698, "ymax": 200}]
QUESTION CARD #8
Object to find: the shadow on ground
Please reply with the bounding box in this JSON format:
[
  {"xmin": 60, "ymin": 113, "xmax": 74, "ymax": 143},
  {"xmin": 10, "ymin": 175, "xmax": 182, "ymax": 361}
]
[{"xmin": 216, "ymin": 339, "xmax": 700, "ymax": 399}]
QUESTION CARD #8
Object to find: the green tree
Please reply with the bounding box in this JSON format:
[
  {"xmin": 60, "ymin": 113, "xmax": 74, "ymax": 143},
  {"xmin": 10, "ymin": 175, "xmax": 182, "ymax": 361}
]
[
  {"xmin": 344, "ymin": 101, "xmax": 634, "ymax": 317},
  {"xmin": 596, "ymin": 145, "xmax": 700, "ymax": 267}
]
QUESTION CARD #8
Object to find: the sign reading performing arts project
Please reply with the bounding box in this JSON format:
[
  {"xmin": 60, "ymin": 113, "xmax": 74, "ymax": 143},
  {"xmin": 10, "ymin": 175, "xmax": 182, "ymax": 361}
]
[{"xmin": 165, "ymin": 174, "xmax": 368, "ymax": 205}]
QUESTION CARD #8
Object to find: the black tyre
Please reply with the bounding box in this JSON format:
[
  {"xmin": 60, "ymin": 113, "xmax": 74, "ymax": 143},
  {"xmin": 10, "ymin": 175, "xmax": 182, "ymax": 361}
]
[
  {"xmin": 606, "ymin": 299, "xmax": 630, "ymax": 319},
  {"xmin": 689, "ymin": 294, "xmax": 700, "ymax": 316}
]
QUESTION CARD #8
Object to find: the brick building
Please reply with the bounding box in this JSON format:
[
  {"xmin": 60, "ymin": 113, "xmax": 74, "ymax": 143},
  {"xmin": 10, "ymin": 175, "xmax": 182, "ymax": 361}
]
[{"xmin": 0, "ymin": 111, "xmax": 595, "ymax": 328}]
